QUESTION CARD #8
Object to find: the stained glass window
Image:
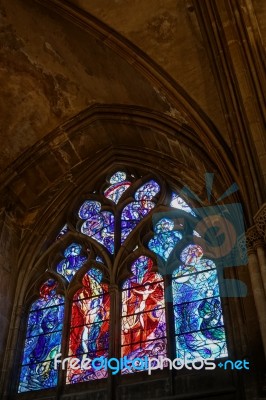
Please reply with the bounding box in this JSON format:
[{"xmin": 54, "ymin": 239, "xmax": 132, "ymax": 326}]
[
  {"xmin": 18, "ymin": 279, "xmax": 64, "ymax": 392},
  {"xmin": 148, "ymin": 218, "xmax": 183, "ymax": 261},
  {"xmin": 96, "ymin": 255, "xmax": 104, "ymax": 263},
  {"xmin": 19, "ymin": 171, "xmax": 228, "ymax": 393},
  {"xmin": 121, "ymin": 256, "xmax": 167, "ymax": 373},
  {"xmin": 170, "ymin": 193, "xmax": 196, "ymax": 216},
  {"xmin": 56, "ymin": 224, "xmax": 69, "ymax": 240},
  {"xmin": 79, "ymin": 201, "xmax": 115, "ymax": 254},
  {"xmin": 104, "ymin": 171, "xmax": 131, "ymax": 204},
  {"xmin": 67, "ymin": 269, "xmax": 110, "ymax": 383},
  {"xmin": 134, "ymin": 180, "xmax": 160, "ymax": 200},
  {"xmin": 56, "ymin": 243, "xmax": 87, "ymax": 282},
  {"xmin": 172, "ymin": 244, "xmax": 228, "ymax": 360},
  {"xmin": 121, "ymin": 180, "xmax": 160, "ymax": 243}
]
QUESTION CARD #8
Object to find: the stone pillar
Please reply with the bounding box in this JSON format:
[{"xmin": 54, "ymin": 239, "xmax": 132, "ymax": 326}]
[
  {"xmin": 246, "ymin": 248, "xmax": 266, "ymax": 355},
  {"xmin": 256, "ymin": 245, "xmax": 266, "ymax": 296},
  {"xmin": 254, "ymin": 203, "xmax": 266, "ymax": 295},
  {"xmin": 245, "ymin": 220, "xmax": 266, "ymax": 357}
]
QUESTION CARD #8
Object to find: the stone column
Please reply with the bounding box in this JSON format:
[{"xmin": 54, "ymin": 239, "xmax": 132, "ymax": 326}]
[
  {"xmin": 256, "ymin": 245, "xmax": 266, "ymax": 296},
  {"xmin": 254, "ymin": 204, "xmax": 266, "ymax": 295},
  {"xmin": 246, "ymin": 226, "xmax": 266, "ymax": 356}
]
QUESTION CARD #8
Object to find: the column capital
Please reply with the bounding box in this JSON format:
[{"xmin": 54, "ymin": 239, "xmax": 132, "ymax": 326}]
[
  {"xmin": 254, "ymin": 203, "xmax": 266, "ymax": 241},
  {"xmin": 245, "ymin": 226, "xmax": 264, "ymax": 254},
  {"xmin": 109, "ymin": 283, "xmax": 119, "ymax": 294}
]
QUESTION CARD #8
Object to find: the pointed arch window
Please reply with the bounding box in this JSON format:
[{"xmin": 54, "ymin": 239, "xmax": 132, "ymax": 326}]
[
  {"xmin": 17, "ymin": 169, "xmax": 228, "ymax": 395},
  {"xmin": 172, "ymin": 244, "xmax": 227, "ymax": 360},
  {"xmin": 18, "ymin": 279, "xmax": 64, "ymax": 392},
  {"xmin": 67, "ymin": 268, "xmax": 110, "ymax": 384},
  {"xmin": 121, "ymin": 256, "xmax": 167, "ymax": 372}
]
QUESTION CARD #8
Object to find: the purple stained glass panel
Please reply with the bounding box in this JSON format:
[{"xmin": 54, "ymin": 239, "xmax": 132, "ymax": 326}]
[
  {"xmin": 121, "ymin": 201, "xmax": 155, "ymax": 220},
  {"xmin": 134, "ymin": 180, "xmax": 160, "ymax": 200},
  {"xmin": 121, "ymin": 220, "xmax": 139, "ymax": 242},
  {"xmin": 79, "ymin": 201, "xmax": 101, "ymax": 220},
  {"xmin": 104, "ymin": 182, "xmax": 131, "ymax": 204}
]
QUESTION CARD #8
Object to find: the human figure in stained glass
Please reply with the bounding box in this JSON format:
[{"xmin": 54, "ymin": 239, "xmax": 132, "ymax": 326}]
[{"xmin": 198, "ymin": 290, "xmax": 224, "ymax": 340}]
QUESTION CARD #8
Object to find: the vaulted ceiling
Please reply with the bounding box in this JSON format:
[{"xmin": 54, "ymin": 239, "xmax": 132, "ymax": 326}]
[
  {"xmin": 0, "ymin": 0, "xmax": 265, "ymax": 220},
  {"xmin": 0, "ymin": 0, "xmax": 233, "ymax": 172}
]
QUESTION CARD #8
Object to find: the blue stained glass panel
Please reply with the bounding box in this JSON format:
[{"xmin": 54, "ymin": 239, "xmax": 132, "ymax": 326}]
[
  {"xmin": 121, "ymin": 220, "xmax": 139, "ymax": 242},
  {"xmin": 79, "ymin": 201, "xmax": 101, "ymax": 220},
  {"xmin": 96, "ymin": 255, "xmax": 104, "ymax": 263},
  {"xmin": 22, "ymin": 331, "xmax": 63, "ymax": 364},
  {"xmin": 81, "ymin": 214, "xmax": 105, "ymax": 236},
  {"xmin": 172, "ymin": 244, "xmax": 228, "ymax": 360},
  {"xmin": 92, "ymin": 222, "xmax": 115, "ymax": 254},
  {"xmin": 173, "ymin": 258, "xmax": 215, "ymax": 279},
  {"xmin": 172, "ymin": 269, "xmax": 219, "ymax": 305},
  {"xmin": 174, "ymin": 297, "xmax": 224, "ymax": 334},
  {"xmin": 87, "ymin": 268, "xmax": 103, "ymax": 284},
  {"xmin": 26, "ymin": 304, "xmax": 64, "ymax": 337},
  {"xmin": 175, "ymin": 331, "xmax": 228, "ymax": 360},
  {"xmin": 110, "ymin": 171, "xmax": 127, "ymax": 184},
  {"xmin": 19, "ymin": 280, "xmax": 64, "ymax": 393},
  {"xmin": 80, "ymin": 209, "xmax": 115, "ymax": 254},
  {"xmin": 30, "ymin": 294, "xmax": 64, "ymax": 312},
  {"xmin": 64, "ymin": 243, "xmax": 82, "ymax": 257},
  {"xmin": 19, "ymin": 361, "xmax": 58, "ymax": 392},
  {"xmin": 57, "ymin": 243, "xmax": 87, "ymax": 282},
  {"xmin": 121, "ymin": 201, "xmax": 155, "ymax": 220},
  {"xmin": 134, "ymin": 180, "xmax": 160, "ymax": 200},
  {"xmin": 148, "ymin": 218, "xmax": 183, "ymax": 261},
  {"xmin": 154, "ymin": 218, "xmax": 174, "ymax": 233}
]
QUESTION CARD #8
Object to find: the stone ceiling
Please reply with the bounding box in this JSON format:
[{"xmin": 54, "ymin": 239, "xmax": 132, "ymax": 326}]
[{"xmin": 0, "ymin": 0, "xmax": 232, "ymax": 173}]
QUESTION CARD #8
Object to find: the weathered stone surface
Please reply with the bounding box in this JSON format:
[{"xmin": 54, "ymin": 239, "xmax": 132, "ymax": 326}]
[
  {"xmin": 69, "ymin": 0, "xmax": 230, "ymax": 142},
  {"xmin": 0, "ymin": 0, "xmax": 170, "ymax": 171}
]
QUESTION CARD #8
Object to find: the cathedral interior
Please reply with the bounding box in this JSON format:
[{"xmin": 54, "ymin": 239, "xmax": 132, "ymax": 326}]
[{"xmin": 0, "ymin": 0, "xmax": 266, "ymax": 399}]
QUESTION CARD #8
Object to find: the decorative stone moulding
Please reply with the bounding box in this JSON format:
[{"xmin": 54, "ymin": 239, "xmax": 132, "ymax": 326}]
[{"xmin": 254, "ymin": 203, "xmax": 266, "ymax": 241}]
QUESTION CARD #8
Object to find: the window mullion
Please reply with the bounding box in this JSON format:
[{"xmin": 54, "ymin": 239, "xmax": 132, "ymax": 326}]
[
  {"xmin": 164, "ymin": 273, "xmax": 176, "ymax": 397},
  {"xmin": 56, "ymin": 296, "xmax": 71, "ymax": 398},
  {"xmin": 108, "ymin": 284, "xmax": 120, "ymax": 400}
]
